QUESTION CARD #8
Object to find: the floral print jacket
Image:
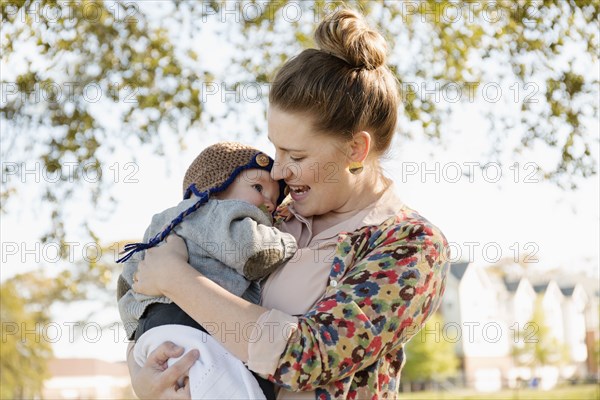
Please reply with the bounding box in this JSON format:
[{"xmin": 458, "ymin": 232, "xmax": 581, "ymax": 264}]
[{"xmin": 256, "ymin": 203, "xmax": 450, "ymax": 399}]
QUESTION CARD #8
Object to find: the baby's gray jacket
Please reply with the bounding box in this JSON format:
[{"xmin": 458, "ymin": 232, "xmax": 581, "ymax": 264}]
[{"xmin": 117, "ymin": 198, "xmax": 298, "ymax": 340}]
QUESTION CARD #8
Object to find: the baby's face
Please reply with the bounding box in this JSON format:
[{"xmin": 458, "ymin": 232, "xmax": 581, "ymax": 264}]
[{"xmin": 217, "ymin": 168, "xmax": 280, "ymax": 213}]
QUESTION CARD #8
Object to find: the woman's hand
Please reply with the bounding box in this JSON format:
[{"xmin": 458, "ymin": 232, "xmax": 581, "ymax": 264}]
[
  {"xmin": 133, "ymin": 234, "xmax": 189, "ymax": 296},
  {"xmin": 130, "ymin": 341, "xmax": 199, "ymax": 399}
]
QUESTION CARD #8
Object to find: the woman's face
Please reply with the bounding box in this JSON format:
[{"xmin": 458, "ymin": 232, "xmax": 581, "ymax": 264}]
[{"xmin": 267, "ymin": 106, "xmax": 354, "ymax": 217}]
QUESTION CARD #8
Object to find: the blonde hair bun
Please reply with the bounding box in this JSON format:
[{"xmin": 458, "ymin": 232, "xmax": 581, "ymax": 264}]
[{"xmin": 315, "ymin": 9, "xmax": 387, "ymax": 70}]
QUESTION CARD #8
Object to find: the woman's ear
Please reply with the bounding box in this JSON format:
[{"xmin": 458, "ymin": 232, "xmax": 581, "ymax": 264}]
[{"xmin": 348, "ymin": 131, "xmax": 371, "ymax": 163}]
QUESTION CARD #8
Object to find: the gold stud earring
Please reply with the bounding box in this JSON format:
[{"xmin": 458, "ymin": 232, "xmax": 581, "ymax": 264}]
[{"xmin": 349, "ymin": 161, "xmax": 364, "ymax": 175}]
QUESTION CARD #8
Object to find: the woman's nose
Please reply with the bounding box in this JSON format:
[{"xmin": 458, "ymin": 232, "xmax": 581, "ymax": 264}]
[{"xmin": 270, "ymin": 156, "xmax": 289, "ymax": 181}]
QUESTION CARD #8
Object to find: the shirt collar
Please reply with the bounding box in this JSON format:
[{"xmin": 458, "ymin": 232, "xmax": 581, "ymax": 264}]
[{"xmin": 283, "ymin": 183, "xmax": 404, "ymax": 244}]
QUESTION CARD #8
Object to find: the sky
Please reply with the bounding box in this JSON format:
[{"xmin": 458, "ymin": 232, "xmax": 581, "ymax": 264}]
[{"xmin": 1, "ymin": 1, "xmax": 598, "ymax": 363}]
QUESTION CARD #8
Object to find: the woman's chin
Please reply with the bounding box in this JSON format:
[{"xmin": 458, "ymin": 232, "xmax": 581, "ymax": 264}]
[{"xmin": 291, "ymin": 200, "xmax": 314, "ymax": 217}]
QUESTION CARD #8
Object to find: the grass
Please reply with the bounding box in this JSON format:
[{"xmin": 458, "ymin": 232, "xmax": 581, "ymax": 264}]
[{"xmin": 398, "ymin": 384, "xmax": 599, "ymax": 399}]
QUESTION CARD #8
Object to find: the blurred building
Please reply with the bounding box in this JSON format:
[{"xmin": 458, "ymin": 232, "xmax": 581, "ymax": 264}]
[
  {"xmin": 560, "ymin": 284, "xmax": 589, "ymax": 375},
  {"xmin": 584, "ymin": 287, "xmax": 600, "ymax": 378},
  {"xmin": 441, "ymin": 261, "xmax": 510, "ymax": 391},
  {"xmin": 440, "ymin": 262, "xmax": 599, "ymax": 391},
  {"xmin": 43, "ymin": 358, "xmax": 134, "ymax": 399}
]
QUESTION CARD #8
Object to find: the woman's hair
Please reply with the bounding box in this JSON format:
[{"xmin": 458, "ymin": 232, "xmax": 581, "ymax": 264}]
[{"xmin": 269, "ymin": 8, "xmax": 399, "ymax": 154}]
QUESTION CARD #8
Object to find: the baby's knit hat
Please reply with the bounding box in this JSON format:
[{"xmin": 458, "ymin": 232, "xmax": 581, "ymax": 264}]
[
  {"xmin": 116, "ymin": 142, "xmax": 284, "ymax": 263},
  {"xmin": 182, "ymin": 141, "xmax": 281, "ymax": 200}
]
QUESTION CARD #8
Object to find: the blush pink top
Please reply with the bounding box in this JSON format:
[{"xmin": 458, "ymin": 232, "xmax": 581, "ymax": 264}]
[{"xmin": 249, "ymin": 185, "xmax": 403, "ymax": 399}]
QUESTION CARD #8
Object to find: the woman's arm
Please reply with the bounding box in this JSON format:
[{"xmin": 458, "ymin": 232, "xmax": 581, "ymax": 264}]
[
  {"xmin": 126, "ymin": 341, "xmax": 199, "ymax": 399},
  {"xmin": 248, "ymin": 216, "xmax": 450, "ymax": 391},
  {"xmin": 134, "ymin": 217, "xmax": 448, "ymax": 392},
  {"xmin": 133, "ymin": 235, "xmax": 269, "ymax": 361}
]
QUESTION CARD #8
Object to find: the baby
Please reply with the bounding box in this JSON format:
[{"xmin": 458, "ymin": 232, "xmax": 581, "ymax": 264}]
[{"xmin": 116, "ymin": 142, "xmax": 297, "ymax": 399}]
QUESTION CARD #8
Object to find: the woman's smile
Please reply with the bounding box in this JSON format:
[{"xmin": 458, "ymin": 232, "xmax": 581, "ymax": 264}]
[{"xmin": 288, "ymin": 184, "xmax": 310, "ymax": 201}]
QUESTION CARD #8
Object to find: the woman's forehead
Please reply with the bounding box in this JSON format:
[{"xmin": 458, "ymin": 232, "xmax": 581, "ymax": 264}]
[
  {"xmin": 268, "ymin": 108, "xmax": 315, "ymax": 141},
  {"xmin": 267, "ymin": 109, "xmax": 344, "ymax": 152}
]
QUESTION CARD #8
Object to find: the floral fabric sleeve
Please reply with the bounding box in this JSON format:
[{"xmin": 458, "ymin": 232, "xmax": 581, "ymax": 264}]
[{"xmin": 256, "ymin": 213, "xmax": 449, "ymax": 395}]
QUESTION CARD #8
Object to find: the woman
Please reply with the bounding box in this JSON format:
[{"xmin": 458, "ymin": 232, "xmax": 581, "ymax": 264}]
[{"xmin": 129, "ymin": 8, "xmax": 450, "ymax": 399}]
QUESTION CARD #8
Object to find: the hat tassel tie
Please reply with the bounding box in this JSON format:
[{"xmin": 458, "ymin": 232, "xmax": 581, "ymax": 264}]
[{"xmin": 116, "ymin": 190, "xmax": 208, "ymax": 264}]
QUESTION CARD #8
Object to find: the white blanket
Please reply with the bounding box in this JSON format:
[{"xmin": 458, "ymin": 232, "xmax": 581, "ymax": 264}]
[{"xmin": 134, "ymin": 325, "xmax": 266, "ymax": 399}]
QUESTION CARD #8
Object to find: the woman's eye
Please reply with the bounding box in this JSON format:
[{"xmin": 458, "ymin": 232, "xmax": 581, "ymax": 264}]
[
  {"xmin": 252, "ymin": 184, "xmax": 263, "ymax": 193},
  {"xmin": 290, "ymin": 156, "xmax": 304, "ymax": 162}
]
